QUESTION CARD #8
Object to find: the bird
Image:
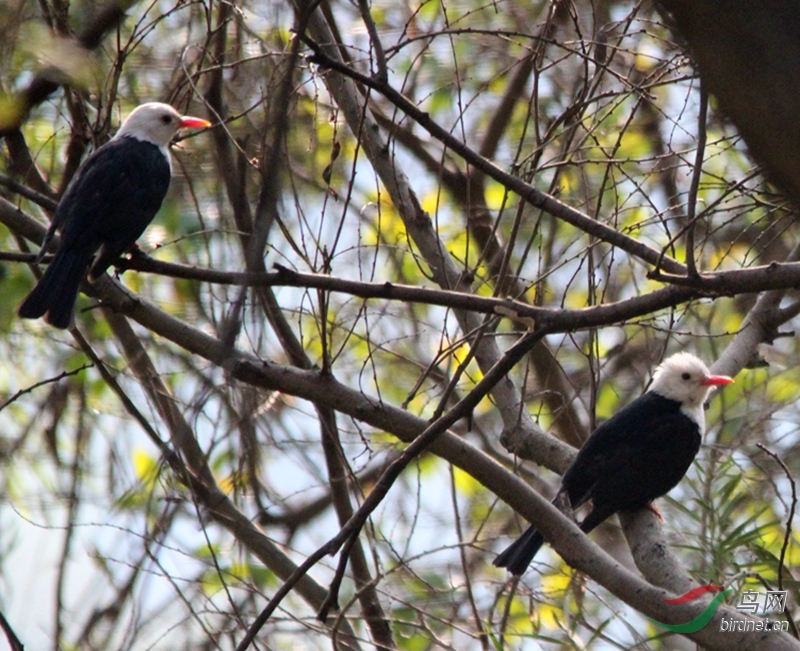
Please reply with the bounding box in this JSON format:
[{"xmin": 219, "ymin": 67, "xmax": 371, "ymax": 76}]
[
  {"xmin": 494, "ymin": 352, "xmax": 733, "ymax": 575},
  {"xmin": 17, "ymin": 102, "xmax": 211, "ymax": 328}
]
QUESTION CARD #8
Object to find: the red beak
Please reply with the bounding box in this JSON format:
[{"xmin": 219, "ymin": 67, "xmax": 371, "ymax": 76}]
[
  {"xmin": 179, "ymin": 116, "xmax": 211, "ymax": 129},
  {"xmin": 701, "ymin": 374, "xmax": 734, "ymax": 386}
]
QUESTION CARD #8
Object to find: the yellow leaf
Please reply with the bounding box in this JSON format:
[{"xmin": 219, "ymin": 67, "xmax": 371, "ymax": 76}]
[
  {"xmin": 452, "ymin": 467, "xmax": 481, "ymax": 497},
  {"xmin": 0, "ymin": 95, "xmax": 25, "ymax": 132},
  {"xmin": 132, "ymin": 448, "xmax": 159, "ymax": 485},
  {"xmin": 484, "ymin": 181, "xmax": 508, "ymax": 210}
]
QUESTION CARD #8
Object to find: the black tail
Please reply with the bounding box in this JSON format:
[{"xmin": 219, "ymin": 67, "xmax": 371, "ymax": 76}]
[
  {"xmin": 493, "ymin": 524, "xmax": 546, "ymax": 575},
  {"xmin": 18, "ymin": 248, "xmax": 92, "ymax": 328}
]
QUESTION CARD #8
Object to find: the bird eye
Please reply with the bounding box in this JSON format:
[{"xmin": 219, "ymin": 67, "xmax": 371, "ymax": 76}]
[
  {"xmin": 160, "ymin": 114, "xmax": 173, "ymax": 124},
  {"xmin": 681, "ymin": 372, "xmax": 691, "ymax": 380}
]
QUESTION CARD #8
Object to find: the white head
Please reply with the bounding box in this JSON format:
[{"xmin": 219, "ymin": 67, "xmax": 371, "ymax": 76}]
[
  {"xmin": 114, "ymin": 102, "xmax": 210, "ymax": 149},
  {"xmin": 648, "ymin": 352, "xmax": 733, "ymax": 428}
]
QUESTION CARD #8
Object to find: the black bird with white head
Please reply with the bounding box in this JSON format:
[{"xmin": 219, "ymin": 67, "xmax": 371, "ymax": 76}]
[
  {"xmin": 494, "ymin": 352, "xmax": 734, "ymax": 575},
  {"xmin": 17, "ymin": 102, "xmax": 210, "ymax": 328}
]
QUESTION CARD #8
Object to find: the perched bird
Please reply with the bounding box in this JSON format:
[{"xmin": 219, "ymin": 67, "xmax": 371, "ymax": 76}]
[
  {"xmin": 17, "ymin": 102, "xmax": 210, "ymax": 328},
  {"xmin": 494, "ymin": 352, "xmax": 733, "ymax": 575}
]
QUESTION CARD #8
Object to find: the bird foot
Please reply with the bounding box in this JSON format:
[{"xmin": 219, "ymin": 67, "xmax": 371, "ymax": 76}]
[
  {"xmin": 553, "ymin": 490, "xmax": 575, "ymax": 519},
  {"xmin": 646, "ymin": 502, "xmax": 664, "ymax": 521},
  {"xmin": 127, "ymin": 243, "xmax": 144, "ymax": 257}
]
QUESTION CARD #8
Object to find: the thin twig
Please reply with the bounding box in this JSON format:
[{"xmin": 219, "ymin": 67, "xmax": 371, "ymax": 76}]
[
  {"xmin": 237, "ymin": 328, "xmax": 546, "ymax": 645},
  {"xmin": 755, "ymin": 444, "xmax": 800, "ymax": 638},
  {"xmin": 69, "ymin": 328, "xmax": 180, "ymax": 470},
  {"xmin": 233, "ymin": 537, "xmax": 345, "ymax": 651},
  {"xmin": 0, "ymin": 609, "xmax": 23, "ymax": 651},
  {"xmin": 497, "ymin": 576, "xmax": 520, "ymax": 651},
  {"xmin": 0, "ymin": 364, "xmax": 91, "ymax": 412},
  {"xmin": 756, "ymin": 444, "xmax": 798, "ymax": 595},
  {"xmin": 298, "ymin": 32, "xmax": 687, "ymax": 275},
  {"xmin": 356, "ymin": 0, "xmax": 388, "ymax": 82},
  {"xmin": 316, "ymin": 328, "xmax": 546, "ymax": 620},
  {"xmin": 0, "ymin": 172, "xmax": 57, "ymax": 209},
  {"xmin": 449, "ymin": 465, "xmax": 489, "ymax": 651},
  {"xmin": 685, "ymin": 81, "xmax": 708, "ymax": 277}
]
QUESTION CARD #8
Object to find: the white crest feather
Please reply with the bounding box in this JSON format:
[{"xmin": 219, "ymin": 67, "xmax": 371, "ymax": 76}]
[
  {"xmin": 648, "ymin": 352, "xmax": 717, "ymax": 430},
  {"xmin": 114, "ymin": 103, "xmax": 184, "ymax": 158}
]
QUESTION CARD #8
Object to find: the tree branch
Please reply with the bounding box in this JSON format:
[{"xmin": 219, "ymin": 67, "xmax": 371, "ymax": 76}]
[{"xmin": 298, "ymin": 32, "xmax": 687, "ymax": 275}]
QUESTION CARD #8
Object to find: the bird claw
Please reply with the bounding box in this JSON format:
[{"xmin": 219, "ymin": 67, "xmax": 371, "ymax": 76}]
[{"xmin": 646, "ymin": 502, "xmax": 664, "ymax": 521}]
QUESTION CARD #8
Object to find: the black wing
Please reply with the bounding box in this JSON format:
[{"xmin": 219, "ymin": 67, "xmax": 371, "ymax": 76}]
[
  {"xmin": 561, "ymin": 392, "xmax": 701, "ymax": 524},
  {"xmin": 493, "ymin": 392, "xmax": 701, "ymax": 574},
  {"xmin": 55, "ymin": 137, "xmax": 171, "ymax": 264}
]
